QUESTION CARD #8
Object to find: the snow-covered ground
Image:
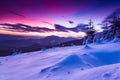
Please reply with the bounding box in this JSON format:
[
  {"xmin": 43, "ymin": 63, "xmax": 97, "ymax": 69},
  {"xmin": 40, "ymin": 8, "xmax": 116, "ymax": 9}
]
[{"xmin": 0, "ymin": 41, "xmax": 120, "ymax": 80}]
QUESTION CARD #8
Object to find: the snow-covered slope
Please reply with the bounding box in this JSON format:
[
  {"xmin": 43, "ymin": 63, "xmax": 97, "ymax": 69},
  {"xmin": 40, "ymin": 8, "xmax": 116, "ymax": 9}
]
[{"xmin": 0, "ymin": 42, "xmax": 120, "ymax": 80}]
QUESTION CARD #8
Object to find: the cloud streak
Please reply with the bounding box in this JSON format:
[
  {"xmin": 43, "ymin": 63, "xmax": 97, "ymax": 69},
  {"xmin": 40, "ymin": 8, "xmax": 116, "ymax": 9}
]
[
  {"xmin": 0, "ymin": 23, "xmax": 56, "ymax": 32},
  {"xmin": 0, "ymin": 23, "xmax": 87, "ymax": 37},
  {"xmin": 0, "ymin": 23, "xmax": 88, "ymax": 33}
]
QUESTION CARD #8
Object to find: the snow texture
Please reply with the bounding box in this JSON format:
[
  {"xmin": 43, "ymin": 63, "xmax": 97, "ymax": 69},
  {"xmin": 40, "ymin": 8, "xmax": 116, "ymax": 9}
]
[{"xmin": 0, "ymin": 41, "xmax": 120, "ymax": 80}]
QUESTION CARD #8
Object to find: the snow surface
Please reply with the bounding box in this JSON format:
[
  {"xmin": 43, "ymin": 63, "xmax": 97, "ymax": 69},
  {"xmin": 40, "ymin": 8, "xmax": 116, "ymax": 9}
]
[{"xmin": 0, "ymin": 41, "xmax": 120, "ymax": 80}]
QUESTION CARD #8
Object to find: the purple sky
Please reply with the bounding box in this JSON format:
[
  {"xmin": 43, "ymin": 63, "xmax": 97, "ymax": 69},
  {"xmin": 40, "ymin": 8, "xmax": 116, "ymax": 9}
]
[{"xmin": 0, "ymin": 0, "xmax": 120, "ymax": 37}]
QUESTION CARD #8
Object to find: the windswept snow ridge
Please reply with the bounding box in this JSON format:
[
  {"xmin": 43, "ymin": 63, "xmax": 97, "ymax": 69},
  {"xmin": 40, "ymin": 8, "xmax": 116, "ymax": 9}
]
[{"xmin": 0, "ymin": 42, "xmax": 120, "ymax": 80}]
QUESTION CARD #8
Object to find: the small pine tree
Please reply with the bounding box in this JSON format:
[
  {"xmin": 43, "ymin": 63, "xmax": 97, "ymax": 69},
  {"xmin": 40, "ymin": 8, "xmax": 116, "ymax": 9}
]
[{"xmin": 85, "ymin": 19, "xmax": 96, "ymax": 44}]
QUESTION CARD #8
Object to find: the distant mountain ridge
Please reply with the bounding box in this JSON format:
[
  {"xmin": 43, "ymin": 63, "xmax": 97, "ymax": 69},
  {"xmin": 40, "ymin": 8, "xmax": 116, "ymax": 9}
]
[{"xmin": 0, "ymin": 34, "xmax": 82, "ymax": 56}]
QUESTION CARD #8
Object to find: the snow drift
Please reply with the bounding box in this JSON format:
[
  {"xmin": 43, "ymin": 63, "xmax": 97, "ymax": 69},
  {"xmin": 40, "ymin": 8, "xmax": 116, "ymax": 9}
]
[{"xmin": 0, "ymin": 41, "xmax": 120, "ymax": 80}]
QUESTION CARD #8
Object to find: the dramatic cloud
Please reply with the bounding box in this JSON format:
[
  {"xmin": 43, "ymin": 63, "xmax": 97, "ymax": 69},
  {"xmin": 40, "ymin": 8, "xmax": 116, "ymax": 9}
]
[
  {"xmin": 0, "ymin": 23, "xmax": 88, "ymax": 32},
  {"xmin": 0, "ymin": 23, "xmax": 87, "ymax": 37},
  {"xmin": 0, "ymin": 23, "xmax": 56, "ymax": 32},
  {"xmin": 0, "ymin": 0, "xmax": 120, "ymax": 37}
]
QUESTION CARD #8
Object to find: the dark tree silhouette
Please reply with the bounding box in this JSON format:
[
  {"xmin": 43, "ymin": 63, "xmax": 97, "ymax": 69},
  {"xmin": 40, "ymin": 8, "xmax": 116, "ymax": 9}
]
[
  {"xmin": 85, "ymin": 19, "xmax": 96, "ymax": 43},
  {"xmin": 83, "ymin": 19, "xmax": 96, "ymax": 49},
  {"xmin": 102, "ymin": 8, "xmax": 120, "ymax": 39}
]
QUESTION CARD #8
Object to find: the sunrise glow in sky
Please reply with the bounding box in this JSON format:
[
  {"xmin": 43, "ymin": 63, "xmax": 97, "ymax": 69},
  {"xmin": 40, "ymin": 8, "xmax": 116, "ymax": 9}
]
[{"xmin": 0, "ymin": 0, "xmax": 120, "ymax": 37}]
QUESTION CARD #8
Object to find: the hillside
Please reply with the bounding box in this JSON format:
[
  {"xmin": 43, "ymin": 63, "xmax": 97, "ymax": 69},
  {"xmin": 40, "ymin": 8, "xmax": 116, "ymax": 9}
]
[{"xmin": 0, "ymin": 41, "xmax": 120, "ymax": 80}]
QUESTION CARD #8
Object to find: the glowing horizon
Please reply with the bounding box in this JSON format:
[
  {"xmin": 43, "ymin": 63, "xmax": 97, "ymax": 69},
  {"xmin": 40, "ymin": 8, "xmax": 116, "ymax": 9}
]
[{"xmin": 0, "ymin": 29, "xmax": 86, "ymax": 38}]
